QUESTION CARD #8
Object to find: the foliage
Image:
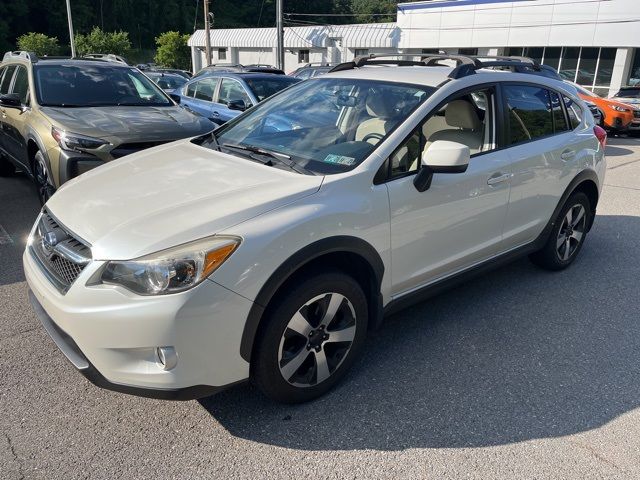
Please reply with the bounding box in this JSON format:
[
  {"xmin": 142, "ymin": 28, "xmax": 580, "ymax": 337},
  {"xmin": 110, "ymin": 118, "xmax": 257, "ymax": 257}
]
[
  {"xmin": 154, "ymin": 31, "xmax": 190, "ymax": 70},
  {"xmin": 0, "ymin": 1, "xmax": 401, "ymax": 59},
  {"xmin": 75, "ymin": 27, "xmax": 131, "ymax": 57},
  {"xmin": 17, "ymin": 32, "xmax": 59, "ymax": 56}
]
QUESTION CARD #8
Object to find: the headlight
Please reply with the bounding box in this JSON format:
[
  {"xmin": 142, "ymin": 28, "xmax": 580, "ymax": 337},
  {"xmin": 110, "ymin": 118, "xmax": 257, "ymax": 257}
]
[
  {"xmin": 610, "ymin": 104, "xmax": 630, "ymax": 112},
  {"xmin": 100, "ymin": 236, "xmax": 240, "ymax": 295},
  {"xmin": 51, "ymin": 126, "xmax": 109, "ymax": 153}
]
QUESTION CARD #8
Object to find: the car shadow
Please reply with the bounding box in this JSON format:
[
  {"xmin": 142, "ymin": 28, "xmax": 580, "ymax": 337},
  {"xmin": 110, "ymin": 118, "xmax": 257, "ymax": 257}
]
[
  {"xmin": 604, "ymin": 145, "xmax": 635, "ymax": 157},
  {"xmin": 199, "ymin": 214, "xmax": 640, "ymax": 451}
]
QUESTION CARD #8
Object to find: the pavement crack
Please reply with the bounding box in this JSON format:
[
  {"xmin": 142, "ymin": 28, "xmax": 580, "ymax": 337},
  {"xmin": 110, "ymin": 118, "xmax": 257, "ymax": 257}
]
[
  {"xmin": 568, "ymin": 439, "xmax": 625, "ymax": 474},
  {"xmin": 4, "ymin": 431, "xmax": 25, "ymax": 480}
]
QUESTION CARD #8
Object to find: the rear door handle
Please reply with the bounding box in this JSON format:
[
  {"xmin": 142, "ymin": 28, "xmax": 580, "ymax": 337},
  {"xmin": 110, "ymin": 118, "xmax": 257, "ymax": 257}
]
[
  {"xmin": 487, "ymin": 173, "xmax": 511, "ymax": 185},
  {"xmin": 560, "ymin": 150, "xmax": 576, "ymax": 160}
]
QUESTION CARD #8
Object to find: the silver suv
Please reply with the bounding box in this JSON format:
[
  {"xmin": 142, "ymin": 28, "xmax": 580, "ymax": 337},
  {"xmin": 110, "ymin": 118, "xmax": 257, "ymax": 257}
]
[{"xmin": 25, "ymin": 55, "xmax": 606, "ymax": 403}]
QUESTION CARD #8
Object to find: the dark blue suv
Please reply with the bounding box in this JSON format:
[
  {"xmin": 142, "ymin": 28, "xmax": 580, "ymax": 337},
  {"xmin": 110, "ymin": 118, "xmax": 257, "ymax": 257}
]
[{"xmin": 177, "ymin": 72, "xmax": 300, "ymax": 125}]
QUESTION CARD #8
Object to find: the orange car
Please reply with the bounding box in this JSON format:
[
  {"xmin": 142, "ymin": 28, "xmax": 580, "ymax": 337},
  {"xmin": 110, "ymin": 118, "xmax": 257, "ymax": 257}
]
[{"xmin": 570, "ymin": 82, "xmax": 638, "ymax": 132}]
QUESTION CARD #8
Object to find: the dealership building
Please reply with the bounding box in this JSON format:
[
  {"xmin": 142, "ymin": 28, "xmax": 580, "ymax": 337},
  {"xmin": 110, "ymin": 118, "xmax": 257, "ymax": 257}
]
[{"xmin": 188, "ymin": 0, "xmax": 640, "ymax": 96}]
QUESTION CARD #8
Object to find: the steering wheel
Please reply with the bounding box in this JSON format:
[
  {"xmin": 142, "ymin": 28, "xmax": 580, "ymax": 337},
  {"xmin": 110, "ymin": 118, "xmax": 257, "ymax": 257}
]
[{"xmin": 361, "ymin": 132, "xmax": 384, "ymax": 144}]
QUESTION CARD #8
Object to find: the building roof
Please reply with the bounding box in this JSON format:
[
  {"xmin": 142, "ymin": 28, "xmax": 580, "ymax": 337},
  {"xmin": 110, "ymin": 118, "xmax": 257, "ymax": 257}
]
[{"xmin": 188, "ymin": 23, "xmax": 399, "ymax": 49}]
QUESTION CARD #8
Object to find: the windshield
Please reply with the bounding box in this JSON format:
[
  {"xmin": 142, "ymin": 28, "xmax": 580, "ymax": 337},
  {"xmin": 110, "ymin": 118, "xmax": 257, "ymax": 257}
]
[
  {"xmin": 614, "ymin": 89, "xmax": 640, "ymax": 98},
  {"xmin": 146, "ymin": 73, "xmax": 187, "ymax": 90},
  {"xmin": 244, "ymin": 76, "xmax": 300, "ymax": 101},
  {"xmin": 34, "ymin": 64, "xmax": 172, "ymax": 107},
  {"xmin": 211, "ymin": 78, "xmax": 433, "ymax": 174}
]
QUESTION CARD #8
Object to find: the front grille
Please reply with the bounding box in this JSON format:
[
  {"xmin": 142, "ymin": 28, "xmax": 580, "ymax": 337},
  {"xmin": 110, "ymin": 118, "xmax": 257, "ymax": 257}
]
[
  {"xmin": 30, "ymin": 211, "xmax": 92, "ymax": 293},
  {"xmin": 110, "ymin": 140, "xmax": 172, "ymax": 159}
]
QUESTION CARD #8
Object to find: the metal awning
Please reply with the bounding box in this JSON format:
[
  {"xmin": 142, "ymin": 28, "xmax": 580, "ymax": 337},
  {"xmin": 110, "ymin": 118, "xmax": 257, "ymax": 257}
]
[{"xmin": 188, "ymin": 23, "xmax": 399, "ymax": 49}]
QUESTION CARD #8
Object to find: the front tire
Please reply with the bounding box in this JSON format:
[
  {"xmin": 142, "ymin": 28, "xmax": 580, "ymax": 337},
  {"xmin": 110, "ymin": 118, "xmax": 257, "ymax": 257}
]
[
  {"xmin": 32, "ymin": 150, "xmax": 56, "ymax": 205},
  {"xmin": 529, "ymin": 192, "xmax": 591, "ymax": 270},
  {"xmin": 252, "ymin": 271, "xmax": 368, "ymax": 403}
]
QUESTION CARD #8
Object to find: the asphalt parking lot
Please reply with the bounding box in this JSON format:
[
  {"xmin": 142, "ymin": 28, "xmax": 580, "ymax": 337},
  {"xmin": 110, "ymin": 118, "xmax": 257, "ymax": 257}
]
[{"xmin": 1, "ymin": 137, "xmax": 640, "ymax": 479}]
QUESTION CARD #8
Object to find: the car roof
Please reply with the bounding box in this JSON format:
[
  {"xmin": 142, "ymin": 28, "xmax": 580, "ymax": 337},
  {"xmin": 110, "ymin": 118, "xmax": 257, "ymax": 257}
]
[
  {"xmin": 193, "ymin": 72, "xmax": 294, "ymax": 80},
  {"xmin": 325, "ymin": 66, "xmax": 456, "ymax": 87}
]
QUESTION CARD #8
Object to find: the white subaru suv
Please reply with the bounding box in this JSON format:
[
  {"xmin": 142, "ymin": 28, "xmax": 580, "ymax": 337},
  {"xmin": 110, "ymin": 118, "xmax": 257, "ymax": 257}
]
[{"xmin": 24, "ymin": 55, "xmax": 606, "ymax": 403}]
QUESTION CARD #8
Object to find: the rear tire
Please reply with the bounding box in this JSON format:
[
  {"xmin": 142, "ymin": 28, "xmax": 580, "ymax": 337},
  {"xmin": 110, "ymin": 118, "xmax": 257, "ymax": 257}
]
[
  {"xmin": 529, "ymin": 192, "xmax": 591, "ymax": 271},
  {"xmin": 252, "ymin": 271, "xmax": 368, "ymax": 403},
  {"xmin": 0, "ymin": 154, "xmax": 15, "ymax": 176}
]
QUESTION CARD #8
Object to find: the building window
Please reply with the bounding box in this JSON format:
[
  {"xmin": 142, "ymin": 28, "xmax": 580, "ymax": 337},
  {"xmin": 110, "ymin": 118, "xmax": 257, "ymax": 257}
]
[
  {"xmin": 458, "ymin": 48, "xmax": 478, "ymax": 56},
  {"xmin": 421, "ymin": 48, "xmax": 439, "ymax": 54},
  {"xmin": 354, "ymin": 49, "xmax": 369, "ymax": 58},
  {"xmin": 298, "ymin": 49, "xmax": 309, "ymax": 63},
  {"xmin": 629, "ymin": 49, "xmax": 640, "ymax": 86},
  {"xmin": 218, "ymin": 48, "xmax": 227, "ymax": 60},
  {"xmin": 523, "ymin": 47, "xmax": 544, "ymax": 63}
]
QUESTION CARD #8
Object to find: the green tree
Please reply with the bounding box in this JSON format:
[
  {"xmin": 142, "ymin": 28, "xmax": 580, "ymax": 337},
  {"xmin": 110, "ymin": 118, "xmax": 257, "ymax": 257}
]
[
  {"xmin": 16, "ymin": 32, "xmax": 60, "ymax": 56},
  {"xmin": 154, "ymin": 31, "xmax": 190, "ymax": 70},
  {"xmin": 75, "ymin": 27, "xmax": 131, "ymax": 57}
]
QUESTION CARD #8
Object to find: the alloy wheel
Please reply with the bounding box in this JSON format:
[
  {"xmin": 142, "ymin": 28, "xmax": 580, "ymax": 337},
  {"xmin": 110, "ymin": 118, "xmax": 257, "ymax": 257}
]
[
  {"xmin": 556, "ymin": 204, "xmax": 586, "ymax": 261},
  {"xmin": 34, "ymin": 152, "xmax": 54, "ymax": 204},
  {"xmin": 278, "ymin": 292, "xmax": 357, "ymax": 387}
]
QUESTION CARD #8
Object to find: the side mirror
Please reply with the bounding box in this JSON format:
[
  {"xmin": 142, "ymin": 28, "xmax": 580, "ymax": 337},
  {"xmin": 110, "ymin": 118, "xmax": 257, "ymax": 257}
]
[
  {"xmin": 413, "ymin": 140, "xmax": 470, "ymax": 192},
  {"xmin": 169, "ymin": 93, "xmax": 181, "ymax": 104},
  {"xmin": 227, "ymin": 99, "xmax": 246, "ymax": 111},
  {"xmin": 0, "ymin": 93, "xmax": 22, "ymax": 108}
]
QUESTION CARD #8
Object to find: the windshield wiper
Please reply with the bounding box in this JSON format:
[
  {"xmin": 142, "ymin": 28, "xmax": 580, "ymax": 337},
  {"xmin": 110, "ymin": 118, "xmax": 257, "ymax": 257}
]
[{"xmin": 220, "ymin": 143, "xmax": 314, "ymax": 175}]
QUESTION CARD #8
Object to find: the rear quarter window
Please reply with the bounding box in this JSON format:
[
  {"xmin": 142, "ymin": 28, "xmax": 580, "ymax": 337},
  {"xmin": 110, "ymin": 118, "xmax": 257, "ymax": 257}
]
[{"xmin": 563, "ymin": 95, "xmax": 583, "ymax": 130}]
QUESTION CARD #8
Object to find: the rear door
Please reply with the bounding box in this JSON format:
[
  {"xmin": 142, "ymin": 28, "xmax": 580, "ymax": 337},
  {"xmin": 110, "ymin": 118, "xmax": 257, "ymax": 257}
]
[
  {"xmin": 501, "ymin": 83, "xmax": 582, "ymax": 248},
  {"xmin": 180, "ymin": 77, "xmax": 219, "ymax": 121}
]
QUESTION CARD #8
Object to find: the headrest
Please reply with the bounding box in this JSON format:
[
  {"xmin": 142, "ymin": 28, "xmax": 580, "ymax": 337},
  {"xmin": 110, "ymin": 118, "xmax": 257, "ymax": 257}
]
[
  {"xmin": 365, "ymin": 93, "xmax": 395, "ymax": 118},
  {"xmin": 445, "ymin": 99, "xmax": 481, "ymax": 130}
]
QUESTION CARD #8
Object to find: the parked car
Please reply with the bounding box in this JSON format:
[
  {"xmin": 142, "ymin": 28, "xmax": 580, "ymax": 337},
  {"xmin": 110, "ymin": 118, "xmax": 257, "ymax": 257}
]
[
  {"xmin": 151, "ymin": 67, "xmax": 192, "ymax": 79},
  {"xmin": 0, "ymin": 51, "xmax": 214, "ymax": 204},
  {"xmin": 569, "ymin": 81, "xmax": 639, "ymax": 133},
  {"xmin": 611, "ymin": 86, "xmax": 640, "ymax": 133},
  {"xmin": 583, "ymin": 99, "xmax": 604, "ymax": 126},
  {"xmin": 145, "ymin": 71, "xmax": 188, "ymax": 95},
  {"xmin": 290, "ymin": 63, "xmax": 334, "ymax": 79},
  {"xmin": 25, "ymin": 54, "xmax": 606, "ymax": 404},
  {"xmin": 177, "ymin": 72, "xmax": 300, "ymax": 124},
  {"xmin": 192, "ymin": 64, "xmax": 285, "ymax": 79}
]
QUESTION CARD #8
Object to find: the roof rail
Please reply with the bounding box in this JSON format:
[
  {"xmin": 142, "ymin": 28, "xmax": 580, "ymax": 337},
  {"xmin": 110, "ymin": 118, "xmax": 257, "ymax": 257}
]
[
  {"xmin": 327, "ymin": 53, "xmax": 555, "ymax": 80},
  {"xmin": 82, "ymin": 53, "xmax": 128, "ymax": 64},
  {"xmin": 3, "ymin": 51, "xmax": 38, "ymax": 63}
]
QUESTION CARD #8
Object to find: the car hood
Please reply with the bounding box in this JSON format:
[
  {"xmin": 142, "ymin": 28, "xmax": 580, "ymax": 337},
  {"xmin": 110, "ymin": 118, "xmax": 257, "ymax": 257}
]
[
  {"xmin": 612, "ymin": 97, "xmax": 640, "ymax": 107},
  {"xmin": 45, "ymin": 140, "xmax": 323, "ymax": 259},
  {"xmin": 40, "ymin": 105, "xmax": 213, "ymax": 143}
]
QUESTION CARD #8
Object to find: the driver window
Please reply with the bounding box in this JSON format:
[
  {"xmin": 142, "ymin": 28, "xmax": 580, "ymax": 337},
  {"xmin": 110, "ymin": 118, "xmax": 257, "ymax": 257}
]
[
  {"xmin": 388, "ymin": 87, "xmax": 495, "ymax": 179},
  {"xmin": 218, "ymin": 78, "xmax": 251, "ymax": 106}
]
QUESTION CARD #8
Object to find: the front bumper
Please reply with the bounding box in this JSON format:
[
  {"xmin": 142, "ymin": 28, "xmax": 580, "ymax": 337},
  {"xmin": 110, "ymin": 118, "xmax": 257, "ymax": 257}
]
[
  {"xmin": 24, "ymin": 249, "xmax": 252, "ymax": 400},
  {"xmin": 28, "ymin": 290, "xmax": 238, "ymax": 400}
]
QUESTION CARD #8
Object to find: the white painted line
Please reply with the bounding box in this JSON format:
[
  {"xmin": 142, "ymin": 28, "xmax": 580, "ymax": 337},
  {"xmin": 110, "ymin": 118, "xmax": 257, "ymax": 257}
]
[{"xmin": 0, "ymin": 224, "xmax": 14, "ymax": 245}]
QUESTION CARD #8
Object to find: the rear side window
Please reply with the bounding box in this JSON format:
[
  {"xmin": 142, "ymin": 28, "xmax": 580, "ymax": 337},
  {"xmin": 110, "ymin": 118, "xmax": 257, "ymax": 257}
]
[
  {"xmin": 194, "ymin": 77, "xmax": 218, "ymax": 101},
  {"xmin": 550, "ymin": 91, "xmax": 568, "ymax": 133},
  {"xmin": 0, "ymin": 65, "xmax": 16, "ymax": 94},
  {"xmin": 504, "ymin": 85, "xmax": 553, "ymax": 144},
  {"xmin": 563, "ymin": 95, "xmax": 583, "ymax": 129},
  {"xmin": 186, "ymin": 82, "xmax": 197, "ymax": 97}
]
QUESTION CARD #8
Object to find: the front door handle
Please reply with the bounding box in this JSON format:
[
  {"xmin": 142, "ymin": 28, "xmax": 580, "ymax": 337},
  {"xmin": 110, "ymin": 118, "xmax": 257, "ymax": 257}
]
[
  {"xmin": 211, "ymin": 111, "xmax": 219, "ymax": 117},
  {"xmin": 487, "ymin": 173, "xmax": 511, "ymax": 185},
  {"xmin": 560, "ymin": 150, "xmax": 576, "ymax": 160}
]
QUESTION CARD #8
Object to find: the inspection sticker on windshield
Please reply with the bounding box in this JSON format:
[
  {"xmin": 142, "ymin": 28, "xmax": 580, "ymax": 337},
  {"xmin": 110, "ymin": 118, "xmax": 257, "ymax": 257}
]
[{"xmin": 323, "ymin": 154, "xmax": 356, "ymax": 166}]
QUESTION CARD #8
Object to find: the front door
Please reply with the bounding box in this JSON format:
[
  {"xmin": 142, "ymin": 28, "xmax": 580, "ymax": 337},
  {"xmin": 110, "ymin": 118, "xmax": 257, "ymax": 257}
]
[
  {"xmin": 386, "ymin": 86, "xmax": 512, "ymax": 296},
  {"xmin": 2, "ymin": 65, "xmax": 30, "ymax": 169}
]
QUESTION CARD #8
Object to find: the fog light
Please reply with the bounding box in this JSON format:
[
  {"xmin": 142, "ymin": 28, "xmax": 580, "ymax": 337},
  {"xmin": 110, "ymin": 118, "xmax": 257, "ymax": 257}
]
[{"xmin": 156, "ymin": 346, "xmax": 177, "ymax": 371}]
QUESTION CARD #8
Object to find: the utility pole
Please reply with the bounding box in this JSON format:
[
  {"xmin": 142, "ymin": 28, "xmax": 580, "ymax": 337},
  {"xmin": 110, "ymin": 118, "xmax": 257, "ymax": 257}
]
[
  {"xmin": 204, "ymin": 0, "xmax": 212, "ymax": 66},
  {"xmin": 276, "ymin": 0, "xmax": 284, "ymax": 70},
  {"xmin": 66, "ymin": 0, "xmax": 76, "ymax": 57}
]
